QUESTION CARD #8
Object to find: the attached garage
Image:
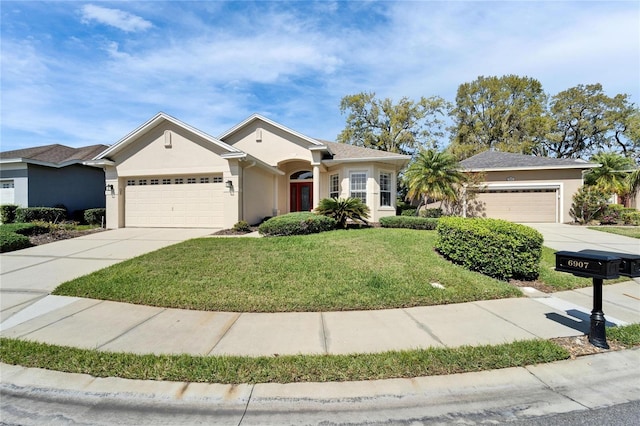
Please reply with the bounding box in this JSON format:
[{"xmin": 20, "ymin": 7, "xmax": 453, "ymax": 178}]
[
  {"xmin": 474, "ymin": 188, "xmax": 558, "ymax": 223},
  {"xmin": 124, "ymin": 177, "xmax": 224, "ymax": 228}
]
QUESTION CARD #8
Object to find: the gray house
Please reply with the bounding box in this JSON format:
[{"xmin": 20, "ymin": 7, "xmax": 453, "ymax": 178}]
[{"xmin": 0, "ymin": 144, "xmax": 107, "ymax": 215}]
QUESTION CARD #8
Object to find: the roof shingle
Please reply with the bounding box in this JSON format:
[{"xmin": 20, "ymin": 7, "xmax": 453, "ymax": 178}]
[
  {"xmin": 460, "ymin": 150, "xmax": 592, "ymax": 170},
  {"xmin": 0, "ymin": 144, "xmax": 108, "ymax": 165}
]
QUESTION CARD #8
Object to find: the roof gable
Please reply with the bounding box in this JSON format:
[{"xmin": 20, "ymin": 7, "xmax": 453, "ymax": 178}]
[
  {"xmin": 94, "ymin": 112, "xmax": 241, "ymax": 160},
  {"xmin": 218, "ymin": 114, "xmax": 324, "ymax": 148},
  {"xmin": 460, "ymin": 151, "xmax": 599, "ymax": 171}
]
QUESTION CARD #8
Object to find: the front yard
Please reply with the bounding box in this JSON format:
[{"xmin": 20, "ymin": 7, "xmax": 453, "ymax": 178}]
[{"xmin": 53, "ymin": 228, "xmax": 600, "ymax": 312}]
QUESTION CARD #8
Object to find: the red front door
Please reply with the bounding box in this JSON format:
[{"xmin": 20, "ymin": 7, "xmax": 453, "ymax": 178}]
[{"xmin": 290, "ymin": 182, "xmax": 313, "ymax": 212}]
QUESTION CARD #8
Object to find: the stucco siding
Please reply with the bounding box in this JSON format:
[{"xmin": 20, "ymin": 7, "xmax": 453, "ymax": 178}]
[
  {"xmin": 224, "ymin": 122, "xmax": 313, "ymax": 166},
  {"xmin": 242, "ymin": 165, "xmax": 275, "ymax": 225},
  {"xmin": 114, "ymin": 122, "xmax": 229, "ymax": 176},
  {"xmin": 27, "ymin": 164, "xmax": 105, "ymax": 213}
]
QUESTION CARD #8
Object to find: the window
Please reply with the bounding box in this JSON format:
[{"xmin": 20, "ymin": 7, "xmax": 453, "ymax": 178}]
[
  {"xmin": 213, "ymin": 176, "xmax": 223, "ymax": 183},
  {"xmin": 329, "ymin": 174, "xmax": 339, "ymax": 198},
  {"xmin": 200, "ymin": 177, "xmax": 210, "ymax": 184},
  {"xmin": 175, "ymin": 178, "xmax": 184, "ymax": 184},
  {"xmin": 138, "ymin": 179, "xmax": 147, "ymax": 186},
  {"xmin": 150, "ymin": 179, "xmax": 159, "ymax": 185},
  {"xmin": 1, "ymin": 181, "xmax": 15, "ymax": 189},
  {"xmin": 187, "ymin": 178, "xmax": 197, "ymax": 184},
  {"xmin": 380, "ymin": 172, "xmax": 392, "ymax": 207},
  {"xmin": 162, "ymin": 178, "xmax": 171, "ymax": 185},
  {"xmin": 350, "ymin": 172, "xmax": 367, "ymax": 203},
  {"xmin": 290, "ymin": 170, "xmax": 313, "ymax": 180},
  {"xmin": 127, "ymin": 180, "xmax": 135, "ymax": 186}
]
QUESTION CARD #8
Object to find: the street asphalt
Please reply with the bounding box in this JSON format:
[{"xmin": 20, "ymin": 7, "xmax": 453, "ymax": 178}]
[{"xmin": 0, "ymin": 224, "xmax": 638, "ymax": 424}]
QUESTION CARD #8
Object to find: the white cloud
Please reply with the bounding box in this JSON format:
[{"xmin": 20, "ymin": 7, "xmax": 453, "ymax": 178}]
[{"xmin": 80, "ymin": 4, "xmax": 152, "ymax": 32}]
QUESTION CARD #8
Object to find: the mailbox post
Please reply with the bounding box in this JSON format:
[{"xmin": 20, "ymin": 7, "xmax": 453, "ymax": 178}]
[{"xmin": 555, "ymin": 250, "xmax": 622, "ymax": 349}]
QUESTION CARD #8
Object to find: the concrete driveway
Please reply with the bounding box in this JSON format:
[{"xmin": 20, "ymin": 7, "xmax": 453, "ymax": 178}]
[
  {"xmin": 0, "ymin": 228, "xmax": 216, "ymax": 320},
  {"xmin": 526, "ymin": 223, "xmax": 640, "ymax": 255}
]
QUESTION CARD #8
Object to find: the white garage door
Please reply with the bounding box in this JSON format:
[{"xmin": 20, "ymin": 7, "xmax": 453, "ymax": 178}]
[
  {"xmin": 475, "ymin": 189, "xmax": 557, "ymax": 223},
  {"xmin": 125, "ymin": 180, "xmax": 224, "ymax": 228},
  {"xmin": 0, "ymin": 180, "xmax": 15, "ymax": 205}
]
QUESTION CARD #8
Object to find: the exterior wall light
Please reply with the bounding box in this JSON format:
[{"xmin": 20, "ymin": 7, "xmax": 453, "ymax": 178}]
[
  {"xmin": 105, "ymin": 184, "xmax": 114, "ymax": 194},
  {"xmin": 225, "ymin": 180, "xmax": 233, "ymax": 189}
]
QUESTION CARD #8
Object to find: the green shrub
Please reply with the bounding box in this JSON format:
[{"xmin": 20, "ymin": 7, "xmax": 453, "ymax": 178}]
[
  {"xmin": 0, "ymin": 204, "xmax": 18, "ymax": 224},
  {"xmin": 83, "ymin": 208, "xmax": 106, "ymax": 226},
  {"xmin": 421, "ymin": 208, "xmax": 443, "ymax": 218},
  {"xmin": 569, "ymin": 186, "xmax": 608, "ymax": 224},
  {"xmin": 16, "ymin": 207, "xmax": 66, "ymax": 223},
  {"xmin": 258, "ymin": 212, "xmax": 337, "ymax": 237},
  {"xmin": 600, "ymin": 204, "xmax": 625, "ymax": 225},
  {"xmin": 621, "ymin": 210, "xmax": 640, "ymax": 226},
  {"xmin": 0, "ymin": 222, "xmax": 49, "ymax": 236},
  {"xmin": 315, "ymin": 197, "xmax": 370, "ymax": 229},
  {"xmin": 232, "ymin": 220, "xmax": 251, "ymax": 232},
  {"xmin": 400, "ymin": 209, "xmax": 417, "ymax": 216},
  {"xmin": 380, "ymin": 216, "xmax": 439, "ymax": 230},
  {"xmin": 0, "ymin": 232, "xmax": 32, "ymax": 252},
  {"xmin": 435, "ymin": 217, "xmax": 543, "ymax": 281}
]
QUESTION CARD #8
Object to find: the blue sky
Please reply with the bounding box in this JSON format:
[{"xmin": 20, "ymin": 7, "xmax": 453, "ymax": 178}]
[{"xmin": 1, "ymin": 1, "xmax": 639, "ymax": 152}]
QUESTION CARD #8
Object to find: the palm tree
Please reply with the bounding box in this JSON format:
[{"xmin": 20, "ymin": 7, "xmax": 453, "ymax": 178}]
[
  {"xmin": 626, "ymin": 167, "xmax": 640, "ymax": 204},
  {"xmin": 403, "ymin": 149, "xmax": 466, "ymax": 212},
  {"xmin": 585, "ymin": 152, "xmax": 635, "ymax": 202},
  {"xmin": 315, "ymin": 197, "xmax": 370, "ymax": 229}
]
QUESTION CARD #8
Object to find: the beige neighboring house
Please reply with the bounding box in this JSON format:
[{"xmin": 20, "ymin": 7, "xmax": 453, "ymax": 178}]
[
  {"xmin": 459, "ymin": 151, "xmax": 600, "ymax": 223},
  {"xmin": 87, "ymin": 113, "xmax": 410, "ymax": 229}
]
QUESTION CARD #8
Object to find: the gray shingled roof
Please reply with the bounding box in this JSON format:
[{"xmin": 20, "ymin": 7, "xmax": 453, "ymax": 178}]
[
  {"xmin": 319, "ymin": 140, "xmax": 409, "ymax": 160},
  {"xmin": 0, "ymin": 144, "xmax": 108, "ymax": 165},
  {"xmin": 460, "ymin": 150, "xmax": 593, "ymax": 170}
]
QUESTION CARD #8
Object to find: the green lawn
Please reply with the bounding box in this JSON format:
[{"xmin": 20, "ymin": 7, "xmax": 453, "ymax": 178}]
[
  {"xmin": 588, "ymin": 226, "xmax": 640, "ymax": 239},
  {"xmin": 54, "ymin": 228, "xmax": 521, "ymax": 312}
]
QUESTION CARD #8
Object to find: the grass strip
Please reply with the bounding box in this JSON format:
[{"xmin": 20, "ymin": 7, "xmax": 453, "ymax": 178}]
[
  {"xmin": 0, "ymin": 337, "xmax": 568, "ymax": 384},
  {"xmin": 608, "ymin": 323, "xmax": 640, "ymax": 347},
  {"xmin": 588, "ymin": 226, "xmax": 640, "ymax": 239}
]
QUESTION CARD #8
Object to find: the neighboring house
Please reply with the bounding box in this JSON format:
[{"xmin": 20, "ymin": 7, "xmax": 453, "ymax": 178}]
[
  {"xmin": 458, "ymin": 151, "xmax": 599, "ymax": 223},
  {"xmin": 0, "ymin": 144, "xmax": 108, "ymax": 214},
  {"xmin": 87, "ymin": 113, "xmax": 410, "ymax": 229}
]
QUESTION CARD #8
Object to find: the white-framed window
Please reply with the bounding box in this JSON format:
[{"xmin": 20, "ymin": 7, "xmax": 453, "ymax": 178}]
[
  {"xmin": 350, "ymin": 172, "xmax": 367, "ymax": 203},
  {"xmin": 187, "ymin": 178, "xmax": 197, "ymax": 184},
  {"xmin": 200, "ymin": 177, "xmax": 210, "ymax": 184},
  {"xmin": 162, "ymin": 178, "xmax": 171, "ymax": 185},
  {"xmin": 379, "ymin": 172, "xmax": 392, "ymax": 207},
  {"xmin": 127, "ymin": 179, "xmax": 135, "ymax": 186},
  {"xmin": 329, "ymin": 174, "xmax": 340, "ymax": 198},
  {"xmin": 138, "ymin": 179, "xmax": 147, "ymax": 186},
  {"xmin": 175, "ymin": 178, "xmax": 184, "ymax": 184},
  {"xmin": 213, "ymin": 176, "xmax": 223, "ymax": 183},
  {"xmin": 150, "ymin": 179, "xmax": 159, "ymax": 185}
]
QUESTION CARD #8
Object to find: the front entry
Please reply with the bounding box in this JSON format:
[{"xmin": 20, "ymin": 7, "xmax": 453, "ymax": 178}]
[{"xmin": 290, "ymin": 182, "xmax": 313, "ymax": 212}]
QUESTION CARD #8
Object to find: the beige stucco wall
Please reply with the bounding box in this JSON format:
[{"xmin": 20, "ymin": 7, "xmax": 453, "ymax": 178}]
[
  {"xmin": 479, "ymin": 168, "xmax": 584, "ymax": 223},
  {"xmin": 242, "ymin": 164, "xmax": 275, "ymax": 225},
  {"xmin": 223, "ymin": 121, "xmax": 313, "ymax": 166}
]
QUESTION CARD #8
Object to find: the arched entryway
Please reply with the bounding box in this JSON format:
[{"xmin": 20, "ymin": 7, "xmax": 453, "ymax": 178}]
[{"xmin": 290, "ymin": 170, "xmax": 313, "ymax": 212}]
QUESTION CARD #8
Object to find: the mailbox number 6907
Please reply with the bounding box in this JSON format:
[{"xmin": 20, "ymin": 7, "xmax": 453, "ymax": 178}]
[{"xmin": 567, "ymin": 260, "xmax": 590, "ymax": 269}]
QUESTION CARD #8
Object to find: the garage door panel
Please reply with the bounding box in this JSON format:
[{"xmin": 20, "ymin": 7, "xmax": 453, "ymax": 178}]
[
  {"xmin": 125, "ymin": 183, "xmax": 223, "ymax": 228},
  {"xmin": 475, "ymin": 190, "xmax": 557, "ymax": 223}
]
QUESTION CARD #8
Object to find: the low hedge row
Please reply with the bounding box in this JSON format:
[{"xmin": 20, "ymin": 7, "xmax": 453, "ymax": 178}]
[
  {"xmin": 0, "ymin": 222, "xmax": 51, "ymax": 252},
  {"xmin": 16, "ymin": 207, "xmax": 66, "ymax": 223},
  {"xmin": 84, "ymin": 208, "xmax": 106, "ymax": 225},
  {"xmin": 380, "ymin": 216, "xmax": 439, "ymax": 230},
  {"xmin": 621, "ymin": 211, "xmax": 640, "ymax": 226},
  {"xmin": 0, "ymin": 232, "xmax": 31, "ymax": 252},
  {"xmin": 435, "ymin": 217, "xmax": 543, "ymax": 281},
  {"xmin": 258, "ymin": 212, "xmax": 337, "ymax": 237}
]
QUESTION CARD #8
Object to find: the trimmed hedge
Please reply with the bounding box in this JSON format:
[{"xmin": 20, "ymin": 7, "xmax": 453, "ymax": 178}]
[
  {"xmin": 621, "ymin": 211, "xmax": 640, "ymax": 226},
  {"xmin": 84, "ymin": 208, "xmax": 106, "ymax": 226},
  {"xmin": 0, "ymin": 232, "xmax": 32, "ymax": 252},
  {"xmin": 258, "ymin": 212, "xmax": 337, "ymax": 237},
  {"xmin": 435, "ymin": 217, "xmax": 543, "ymax": 281},
  {"xmin": 0, "ymin": 204, "xmax": 18, "ymax": 224},
  {"xmin": 380, "ymin": 216, "xmax": 439, "ymax": 230},
  {"xmin": 16, "ymin": 207, "xmax": 66, "ymax": 223}
]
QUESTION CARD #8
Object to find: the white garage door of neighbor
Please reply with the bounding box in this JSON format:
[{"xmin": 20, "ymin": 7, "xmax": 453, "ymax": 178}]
[
  {"xmin": 475, "ymin": 189, "xmax": 557, "ymax": 223},
  {"xmin": 0, "ymin": 180, "xmax": 15, "ymax": 205},
  {"xmin": 125, "ymin": 184, "xmax": 223, "ymax": 228}
]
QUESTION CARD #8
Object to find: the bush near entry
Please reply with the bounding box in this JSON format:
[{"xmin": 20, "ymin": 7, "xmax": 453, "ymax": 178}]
[
  {"xmin": 16, "ymin": 207, "xmax": 66, "ymax": 223},
  {"xmin": 622, "ymin": 210, "xmax": 640, "ymax": 226},
  {"xmin": 0, "ymin": 204, "xmax": 18, "ymax": 224},
  {"xmin": 435, "ymin": 217, "xmax": 543, "ymax": 281},
  {"xmin": 380, "ymin": 216, "xmax": 439, "ymax": 230},
  {"xmin": 258, "ymin": 212, "xmax": 337, "ymax": 237},
  {"xmin": 83, "ymin": 208, "xmax": 106, "ymax": 226}
]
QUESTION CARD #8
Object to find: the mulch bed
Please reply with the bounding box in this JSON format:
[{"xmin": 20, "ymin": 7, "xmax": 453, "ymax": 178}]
[
  {"xmin": 29, "ymin": 228, "xmax": 106, "ymax": 246},
  {"xmin": 212, "ymin": 227, "xmax": 258, "ymax": 236},
  {"xmin": 550, "ymin": 335, "xmax": 628, "ymax": 359}
]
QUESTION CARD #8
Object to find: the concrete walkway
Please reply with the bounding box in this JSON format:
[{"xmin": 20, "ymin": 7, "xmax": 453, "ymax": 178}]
[{"xmin": 526, "ymin": 223, "xmax": 640, "ymax": 255}]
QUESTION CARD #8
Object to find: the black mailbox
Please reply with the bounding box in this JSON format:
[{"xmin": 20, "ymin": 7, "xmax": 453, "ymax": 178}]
[
  {"xmin": 579, "ymin": 250, "xmax": 640, "ymax": 278},
  {"xmin": 555, "ymin": 250, "xmax": 621, "ymax": 280}
]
